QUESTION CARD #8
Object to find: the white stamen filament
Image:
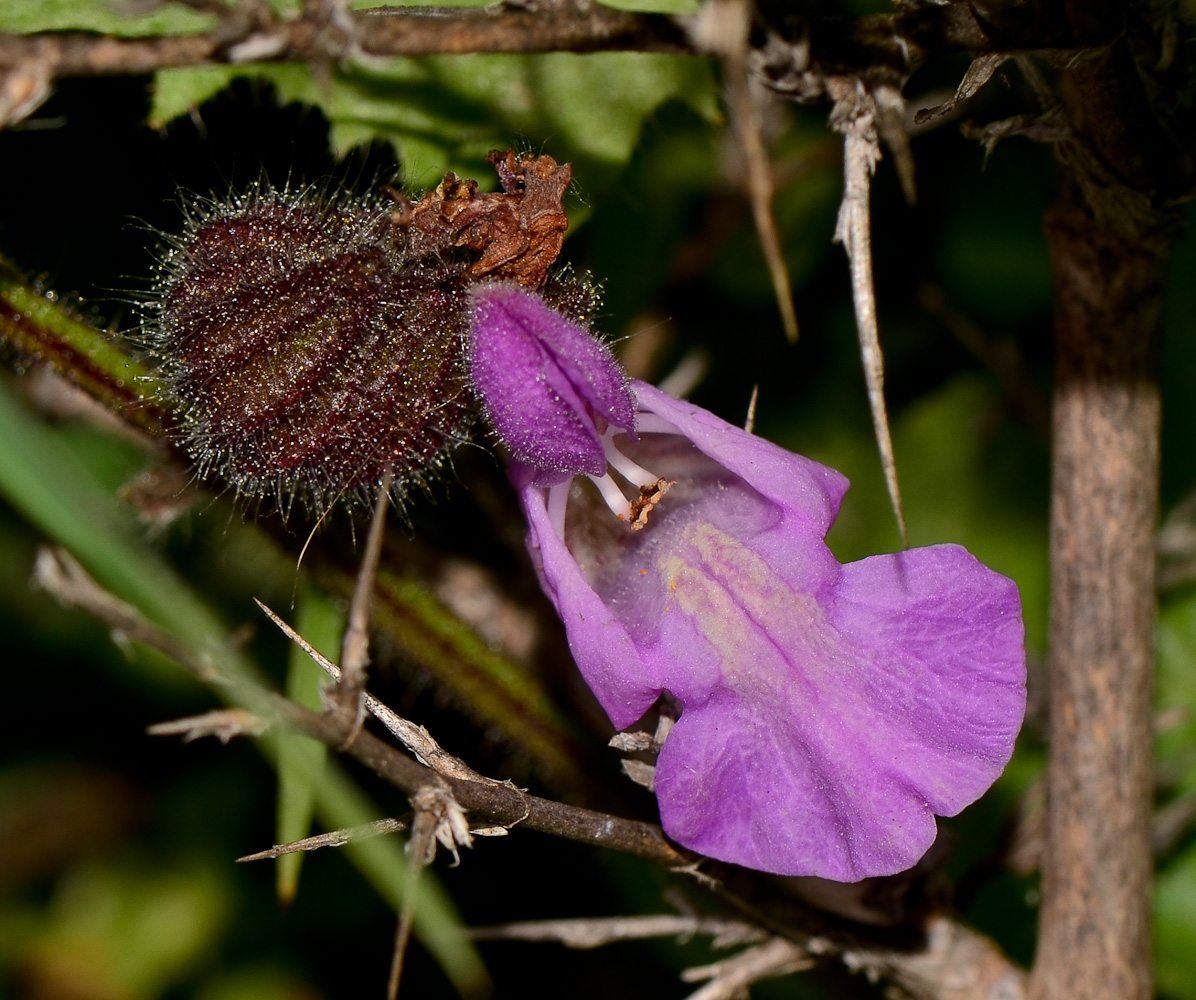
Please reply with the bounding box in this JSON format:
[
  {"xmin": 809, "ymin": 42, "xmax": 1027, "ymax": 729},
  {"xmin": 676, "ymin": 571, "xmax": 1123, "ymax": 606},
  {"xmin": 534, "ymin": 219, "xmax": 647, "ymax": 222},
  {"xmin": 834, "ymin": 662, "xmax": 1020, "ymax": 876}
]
[
  {"xmin": 587, "ymin": 471, "xmax": 634, "ymax": 522},
  {"xmin": 549, "ymin": 422, "xmax": 679, "ymax": 537},
  {"xmin": 547, "ymin": 478, "xmax": 570, "ymax": 538},
  {"xmin": 601, "ymin": 432, "xmax": 660, "ymax": 491}
]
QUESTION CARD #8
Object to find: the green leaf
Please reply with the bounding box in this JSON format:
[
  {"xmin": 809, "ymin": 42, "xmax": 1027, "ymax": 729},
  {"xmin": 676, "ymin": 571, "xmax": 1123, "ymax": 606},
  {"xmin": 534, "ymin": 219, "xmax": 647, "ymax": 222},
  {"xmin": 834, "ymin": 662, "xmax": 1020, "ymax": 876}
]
[
  {"xmin": 530, "ymin": 52, "xmax": 717, "ymax": 163},
  {"xmin": 1157, "ymin": 591, "xmax": 1196, "ymax": 797},
  {"xmin": 152, "ymin": 52, "xmax": 719, "ymax": 188},
  {"xmin": 0, "ymin": 0, "xmax": 213, "ymax": 36},
  {"xmin": 0, "ymin": 376, "xmax": 229, "ymax": 658},
  {"xmin": 274, "ymin": 586, "xmax": 342, "ymax": 905},
  {"xmin": 598, "ymin": 0, "xmax": 700, "ymax": 12},
  {"xmin": 150, "ymin": 65, "xmax": 253, "ymax": 130}
]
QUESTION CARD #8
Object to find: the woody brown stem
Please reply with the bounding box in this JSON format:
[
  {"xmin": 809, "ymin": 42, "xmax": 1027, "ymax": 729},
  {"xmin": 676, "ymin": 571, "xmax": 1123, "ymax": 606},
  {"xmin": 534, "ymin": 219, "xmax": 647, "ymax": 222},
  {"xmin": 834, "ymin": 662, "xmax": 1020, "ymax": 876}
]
[
  {"xmin": 1027, "ymin": 1, "xmax": 1192, "ymax": 994},
  {"xmin": 1034, "ymin": 193, "xmax": 1163, "ymax": 1000}
]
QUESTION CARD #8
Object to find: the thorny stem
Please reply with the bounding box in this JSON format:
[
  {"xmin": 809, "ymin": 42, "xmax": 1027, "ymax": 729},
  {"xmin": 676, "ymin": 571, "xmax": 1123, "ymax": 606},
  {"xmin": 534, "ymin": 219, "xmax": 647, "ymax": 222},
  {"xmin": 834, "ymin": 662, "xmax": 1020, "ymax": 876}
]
[
  {"xmin": 256, "ymin": 597, "xmax": 499, "ymax": 783},
  {"xmin": 274, "ymin": 694, "xmax": 1033, "ymax": 1000},
  {"xmin": 330, "ymin": 470, "xmax": 393, "ymax": 746}
]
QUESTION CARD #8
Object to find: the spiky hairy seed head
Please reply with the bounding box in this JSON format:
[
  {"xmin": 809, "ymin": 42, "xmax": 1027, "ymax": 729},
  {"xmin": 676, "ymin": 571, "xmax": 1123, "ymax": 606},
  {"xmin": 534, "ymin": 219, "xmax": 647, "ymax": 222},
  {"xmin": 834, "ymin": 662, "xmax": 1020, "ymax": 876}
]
[{"xmin": 145, "ymin": 152, "xmax": 574, "ymax": 515}]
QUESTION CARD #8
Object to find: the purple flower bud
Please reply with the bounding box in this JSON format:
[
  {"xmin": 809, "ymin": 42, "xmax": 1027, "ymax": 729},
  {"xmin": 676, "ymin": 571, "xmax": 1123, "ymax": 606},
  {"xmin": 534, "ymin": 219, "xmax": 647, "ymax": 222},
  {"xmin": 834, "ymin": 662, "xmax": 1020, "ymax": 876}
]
[
  {"xmin": 471, "ymin": 292, "xmax": 1028, "ymax": 881},
  {"xmin": 468, "ymin": 284, "xmax": 635, "ymax": 483}
]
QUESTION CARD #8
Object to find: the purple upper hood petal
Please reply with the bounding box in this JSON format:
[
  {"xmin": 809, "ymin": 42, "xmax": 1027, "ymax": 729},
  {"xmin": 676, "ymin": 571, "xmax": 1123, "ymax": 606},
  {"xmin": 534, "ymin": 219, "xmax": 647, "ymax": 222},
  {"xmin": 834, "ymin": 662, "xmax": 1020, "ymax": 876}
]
[{"xmin": 469, "ymin": 285, "xmax": 635, "ymax": 477}]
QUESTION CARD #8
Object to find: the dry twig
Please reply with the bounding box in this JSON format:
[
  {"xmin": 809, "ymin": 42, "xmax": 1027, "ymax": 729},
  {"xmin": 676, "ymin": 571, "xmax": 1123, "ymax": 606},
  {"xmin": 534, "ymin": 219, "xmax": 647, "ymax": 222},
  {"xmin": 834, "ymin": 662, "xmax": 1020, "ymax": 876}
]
[
  {"xmin": 913, "ymin": 53, "xmax": 1012, "ymax": 125},
  {"xmin": 238, "ymin": 817, "xmax": 409, "ymax": 862},
  {"xmin": 680, "ymin": 937, "xmax": 813, "ymax": 1000},
  {"xmin": 388, "ymin": 787, "xmax": 448, "ymax": 1000},
  {"xmin": 692, "ymin": 0, "xmax": 799, "ymax": 341},
  {"xmin": 32, "ymin": 540, "xmax": 1032, "ymax": 1000},
  {"xmin": 254, "ymin": 599, "xmax": 497, "ymax": 784},
  {"xmin": 329, "ymin": 471, "xmax": 392, "ymax": 747},
  {"xmin": 470, "ymin": 913, "xmax": 767, "ymax": 949},
  {"xmin": 147, "ymin": 708, "xmax": 267, "ymax": 743}
]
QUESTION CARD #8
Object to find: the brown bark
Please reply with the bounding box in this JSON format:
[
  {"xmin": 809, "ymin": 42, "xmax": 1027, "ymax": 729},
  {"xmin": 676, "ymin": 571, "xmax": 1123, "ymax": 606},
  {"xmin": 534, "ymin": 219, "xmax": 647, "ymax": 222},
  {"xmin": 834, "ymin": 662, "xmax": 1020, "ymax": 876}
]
[
  {"xmin": 1028, "ymin": 2, "xmax": 1192, "ymax": 995},
  {"xmin": 1033, "ymin": 195, "xmax": 1162, "ymax": 1000}
]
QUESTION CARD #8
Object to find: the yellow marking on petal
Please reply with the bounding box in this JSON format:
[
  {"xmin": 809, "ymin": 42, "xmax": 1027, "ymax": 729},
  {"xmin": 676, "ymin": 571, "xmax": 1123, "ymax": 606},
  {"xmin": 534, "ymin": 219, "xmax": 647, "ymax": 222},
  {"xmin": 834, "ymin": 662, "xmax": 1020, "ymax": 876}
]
[{"xmin": 659, "ymin": 523, "xmax": 834, "ymax": 691}]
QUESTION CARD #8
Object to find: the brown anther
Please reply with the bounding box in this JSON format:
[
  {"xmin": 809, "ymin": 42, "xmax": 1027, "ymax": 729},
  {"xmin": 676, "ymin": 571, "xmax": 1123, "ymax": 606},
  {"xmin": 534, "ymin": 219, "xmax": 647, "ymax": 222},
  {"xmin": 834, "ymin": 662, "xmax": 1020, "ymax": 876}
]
[{"xmin": 629, "ymin": 478, "xmax": 673, "ymax": 531}]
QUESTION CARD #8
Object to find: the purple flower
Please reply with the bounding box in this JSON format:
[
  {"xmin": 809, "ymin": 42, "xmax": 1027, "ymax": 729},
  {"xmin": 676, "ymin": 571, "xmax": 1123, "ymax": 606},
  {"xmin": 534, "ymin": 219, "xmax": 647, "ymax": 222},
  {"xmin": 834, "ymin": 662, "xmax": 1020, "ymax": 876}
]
[{"xmin": 469, "ymin": 286, "xmax": 1027, "ymax": 882}]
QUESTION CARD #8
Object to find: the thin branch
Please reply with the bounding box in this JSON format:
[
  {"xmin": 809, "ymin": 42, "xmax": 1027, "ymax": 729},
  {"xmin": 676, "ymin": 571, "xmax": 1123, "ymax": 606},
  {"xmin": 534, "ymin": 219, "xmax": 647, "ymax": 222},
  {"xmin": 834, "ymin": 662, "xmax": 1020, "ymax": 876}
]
[
  {"xmin": 329, "ymin": 471, "xmax": 392, "ymax": 747},
  {"xmin": 470, "ymin": 914, "xmax": 768, "ymax": 950},
  {"xmin": 680, "ymin": 937, "xmax": 813, "ymax": 1000},
  {"xmin": 35, "ymin": 541, "xmax": 1029, "ymax": 1000},
  {"xmin": 255, "ymin": 599, "xmax": 497, "ymax": 784},
  {"xmin": 147, "ymin": 708, "xmax": 267, "ymax": 743},
  {"xmin": 0, "ymin": 2, "xmax": 688, "ymax": 80},
  {"xmin": 31, "ymin": 544, "xmax": 686, "ymax": 864},
  {"xmin": 238, "ymin": 817, "xmax": 409, "ymax": 862},
  {"xmin": 839, "ymin": 915, "xmax": 1026, "ymax": 1000},
  {"xmin": 913, "ymin": 52, "xmax": 1012, "ymax": 126},
  {"xmin": 0, "ymin": 2, "xmax": 1108, "ymax": 86},
  {"xmin": 388, "ymin": 788, "xmax": 438, "ymax": 1000},
  {"xmin": 695, "ymin": 0, "xmax": 799, "ymax": 341},
  {"xmin": 829, "ymin": 77, "xmax": 907, "ymax": 547},
  {"xmin": 31, "ymin": 546, "xmax": 215, "ymax": 680}
]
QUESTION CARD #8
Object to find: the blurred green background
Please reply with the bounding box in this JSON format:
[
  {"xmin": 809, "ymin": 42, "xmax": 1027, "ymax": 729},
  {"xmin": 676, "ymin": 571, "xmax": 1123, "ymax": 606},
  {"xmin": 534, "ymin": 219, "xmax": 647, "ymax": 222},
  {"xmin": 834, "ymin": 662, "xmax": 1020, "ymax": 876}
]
[{"xmin": 1, "ymin": 1, "xmax": 1195, "ymax": 997}]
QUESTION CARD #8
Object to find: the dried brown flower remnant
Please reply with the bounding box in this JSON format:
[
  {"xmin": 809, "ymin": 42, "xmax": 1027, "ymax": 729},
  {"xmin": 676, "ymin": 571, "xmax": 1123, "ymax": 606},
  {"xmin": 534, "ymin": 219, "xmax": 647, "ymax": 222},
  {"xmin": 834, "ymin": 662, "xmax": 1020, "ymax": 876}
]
[{"xmin": 402, "ymin": 149, "xmax": 572, "ymax": 287}]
